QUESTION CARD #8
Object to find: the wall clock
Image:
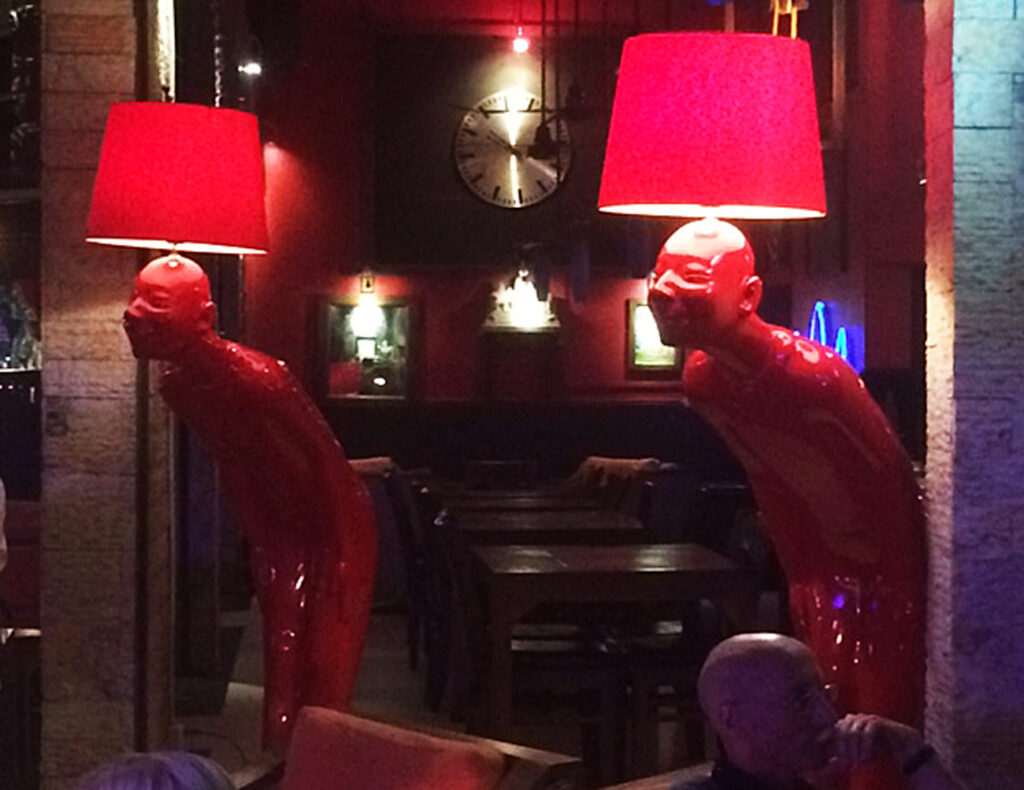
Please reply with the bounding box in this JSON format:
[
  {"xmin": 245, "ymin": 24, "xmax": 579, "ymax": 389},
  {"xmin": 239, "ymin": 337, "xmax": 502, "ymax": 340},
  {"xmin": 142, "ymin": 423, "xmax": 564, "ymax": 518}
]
[{"xmin": 453, "ymin": 88, "xmax": 572, "ymax": 209}]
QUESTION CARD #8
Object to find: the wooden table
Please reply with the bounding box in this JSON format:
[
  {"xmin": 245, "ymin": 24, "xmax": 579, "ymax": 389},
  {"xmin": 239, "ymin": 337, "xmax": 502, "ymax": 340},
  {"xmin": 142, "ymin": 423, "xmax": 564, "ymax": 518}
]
[
  {"xmin": 453, "ymin": 509, "xmax": 645, "ymax": 545},
  {"xmin": 468, "ymin": 543, "xmax": 754, "ymax": 737},
  {"xmin": 447, "ymin": 493, "xmax": 603, "ymax": 512}
]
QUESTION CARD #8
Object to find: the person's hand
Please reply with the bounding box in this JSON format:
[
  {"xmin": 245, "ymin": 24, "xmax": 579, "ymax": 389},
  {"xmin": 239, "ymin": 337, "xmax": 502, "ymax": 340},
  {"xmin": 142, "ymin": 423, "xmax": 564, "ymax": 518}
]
[
  {"xmin": 801, "ymin": 714, "xmax": 927, "ymax": 787},
  {"xmin": 828, "ymin": 713, "xmax": 926, "ymax": 767}
]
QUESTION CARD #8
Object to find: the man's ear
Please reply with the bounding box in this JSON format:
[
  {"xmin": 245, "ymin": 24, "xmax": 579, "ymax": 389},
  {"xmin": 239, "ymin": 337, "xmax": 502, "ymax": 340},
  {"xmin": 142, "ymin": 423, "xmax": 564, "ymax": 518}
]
[
  {"xmin": 739, "ymin": 275, "xmax": 763, "ymax": 316},
  {"xmin": 198, "ymin": 300, "xmax": 217, "ymax": 332},
  {"xmin": 717, "ymin": 701, "xmax": 736, "ymax": 732}
]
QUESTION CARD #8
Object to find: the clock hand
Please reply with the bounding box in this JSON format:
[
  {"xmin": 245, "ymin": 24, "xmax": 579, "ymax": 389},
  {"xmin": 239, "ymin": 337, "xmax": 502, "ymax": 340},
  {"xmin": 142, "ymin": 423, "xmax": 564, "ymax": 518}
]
[
  {"xmin": 522, "ymin": 157, "xmax": 561, "ymax": 182},
  {"xmin": 486, "ymin": 130, "xmax": 522, "ymax": 158}
]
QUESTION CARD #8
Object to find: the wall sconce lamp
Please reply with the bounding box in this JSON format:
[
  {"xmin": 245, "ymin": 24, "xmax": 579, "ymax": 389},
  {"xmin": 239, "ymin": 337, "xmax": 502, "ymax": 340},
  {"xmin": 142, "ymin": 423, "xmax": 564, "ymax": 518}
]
[
  {"xmin": 86, "ymin": 101, "xmax": 269, "ymax": 277},
  {"xmin": 349, "ymin": 296, "xmax": 385, "ymax": 361},
  {"xmin": 598, "ymin": 32, "xmax": 825, "ymax": 263},
  {"xmin": 485, "ymin": 268, "xmax": 560, "ymax": 333}
]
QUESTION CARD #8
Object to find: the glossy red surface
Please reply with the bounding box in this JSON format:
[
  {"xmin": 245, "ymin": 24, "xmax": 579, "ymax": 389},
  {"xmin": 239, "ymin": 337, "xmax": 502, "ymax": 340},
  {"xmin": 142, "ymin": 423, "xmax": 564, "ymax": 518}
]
[
  {"xmin": 650, "ymin": 220, "xmax": 924, "ymax": 790},
  {"xmin": 124, "ymin": 255, "xmax": 377, "ymax": 751}
]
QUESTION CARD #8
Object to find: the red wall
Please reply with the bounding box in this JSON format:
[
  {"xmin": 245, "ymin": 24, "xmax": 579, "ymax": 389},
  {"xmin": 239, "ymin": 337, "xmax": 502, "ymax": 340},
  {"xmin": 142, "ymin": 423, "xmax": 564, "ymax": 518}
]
[
  {"xmin": 319, "ymin": 270, "xmax": 684, "ymax": 401},
  {"xmin": 248, "ymin": 4, "xmax": 374, "ymax": 387}
]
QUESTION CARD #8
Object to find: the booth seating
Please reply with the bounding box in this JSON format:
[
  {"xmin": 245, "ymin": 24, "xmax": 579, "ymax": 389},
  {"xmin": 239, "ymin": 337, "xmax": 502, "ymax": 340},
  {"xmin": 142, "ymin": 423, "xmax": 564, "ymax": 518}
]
[
  {"xmin": 0, "ymin": 499, "xmax": 40, "ymax": 628},
  {"xmin": 349, "ymin": 456, "xmax": 410, "ymax": 610},
  {"xmin": 257, "ymin": 706, "xmax": 582, "ymax": 790}
]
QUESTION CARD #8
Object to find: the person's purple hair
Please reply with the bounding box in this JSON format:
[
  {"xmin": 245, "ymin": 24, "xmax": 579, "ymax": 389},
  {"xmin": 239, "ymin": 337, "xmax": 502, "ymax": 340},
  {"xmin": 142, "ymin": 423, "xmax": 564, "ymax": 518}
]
[{"xmin": 74, "ymin": 751, "xmax": 234, "ymax": 790}]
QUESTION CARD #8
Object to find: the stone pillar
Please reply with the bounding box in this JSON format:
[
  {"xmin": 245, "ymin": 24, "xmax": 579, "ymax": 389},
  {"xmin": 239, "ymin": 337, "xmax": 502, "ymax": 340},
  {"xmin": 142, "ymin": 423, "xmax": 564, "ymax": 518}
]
[
  {"xmin": 925, "ymin": 0, "xmax": 1024, "ymax": 786},
  {"xmin": 39, "ymin": 3, "xmax": 171, "ymax": 788}
]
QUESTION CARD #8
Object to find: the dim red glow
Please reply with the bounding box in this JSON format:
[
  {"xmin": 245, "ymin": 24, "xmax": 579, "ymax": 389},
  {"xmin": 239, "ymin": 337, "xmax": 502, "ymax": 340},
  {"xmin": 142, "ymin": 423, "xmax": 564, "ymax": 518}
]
[
  {"xmin": 598, "ymin": 33, "xmax": 825, "ymax": 220},
  {"xmin": 87, "ymin": 102, "xmax": 269, "ymax": 255}
]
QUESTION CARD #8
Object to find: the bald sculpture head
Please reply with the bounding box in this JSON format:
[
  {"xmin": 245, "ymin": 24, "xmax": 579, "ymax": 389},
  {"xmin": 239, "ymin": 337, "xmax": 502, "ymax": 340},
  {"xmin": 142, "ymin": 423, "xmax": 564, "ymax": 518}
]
[
  {"xmin": 647, "ymin": 218, "xmax": 762, "ymax": 351},
  {"xmin": 123, "ymin": 253, "xmax": 216, "ymax": 361},
  {"xmin": 698, "ymin": 634, "xmax": 838, "ymax": 782}
]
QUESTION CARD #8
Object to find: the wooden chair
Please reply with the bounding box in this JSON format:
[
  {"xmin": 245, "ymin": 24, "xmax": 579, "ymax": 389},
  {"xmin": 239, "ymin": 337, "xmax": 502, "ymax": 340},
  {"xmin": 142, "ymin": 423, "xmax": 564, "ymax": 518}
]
[
  {"xmin": 414, "ymin": 484, "xmax": 457, "ymax": 711},
  {"xmin": 256, "ymin": 706, "xmax": 583, "ymax": 790},
  {"xmin": 690, "ymin": 483, "xmax": 789, "ymax": 632},
  {"xmin": 617, "ymin": 625, "xmax": 715, "ymax": 779},
  {"xmin": 382, "ymin": 468, "xmax": 432, "ymax": 670},
  {"xmin": 438, "ymin": 508, "xmax": 628, "ymax": 786},
  {"xmin": 465, "ymin": 460, "xmax": 539, "ymax": 490}
]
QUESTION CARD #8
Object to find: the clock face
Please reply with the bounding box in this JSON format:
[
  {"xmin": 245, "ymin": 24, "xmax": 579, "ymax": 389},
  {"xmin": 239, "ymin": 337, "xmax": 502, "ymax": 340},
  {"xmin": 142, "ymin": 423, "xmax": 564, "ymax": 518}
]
[{"xmin": 453, "ymin": 89, "xmax": 572, "ymax": 209}]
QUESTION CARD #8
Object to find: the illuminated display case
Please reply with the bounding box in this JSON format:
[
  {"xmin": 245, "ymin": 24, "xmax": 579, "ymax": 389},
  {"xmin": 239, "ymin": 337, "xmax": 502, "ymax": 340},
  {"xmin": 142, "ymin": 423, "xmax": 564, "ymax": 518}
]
[{"xmin": 323, "ymin": 299, "xmax": 413, "ymax": 400}]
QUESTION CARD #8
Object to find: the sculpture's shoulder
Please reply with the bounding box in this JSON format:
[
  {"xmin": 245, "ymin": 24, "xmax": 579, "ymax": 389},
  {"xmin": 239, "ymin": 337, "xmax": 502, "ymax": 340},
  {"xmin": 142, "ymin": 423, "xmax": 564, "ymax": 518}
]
[
  {"xmin": 159, "ymin": 342, "xmax": 305, "ymax": 412},
  {"xmin": 226, "ymin": 342, "xmax": 295, "ymax": 385},
  {"xmin": 763, "ymin": 327, "xmax": 862, "ymax": 403},
  {"xmin": 681, "ymin": 327, "xmax": 866, "ymax": 417}
]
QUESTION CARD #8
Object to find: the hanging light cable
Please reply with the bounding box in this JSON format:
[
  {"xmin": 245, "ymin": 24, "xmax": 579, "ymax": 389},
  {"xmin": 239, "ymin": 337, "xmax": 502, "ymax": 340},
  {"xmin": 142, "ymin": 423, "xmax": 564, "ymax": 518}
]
[
  {"xmin": 211, "ymin": 0, "xmax": 224, "ymax": 107},
  {"xmin": 512, "ymin": 0, "xmax": 530, "ymax": 53}
]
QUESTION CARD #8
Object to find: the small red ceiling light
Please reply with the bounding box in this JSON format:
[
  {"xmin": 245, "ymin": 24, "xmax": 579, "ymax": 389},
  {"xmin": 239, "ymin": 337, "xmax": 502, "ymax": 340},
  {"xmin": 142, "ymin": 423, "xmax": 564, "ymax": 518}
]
[
  {"xmin": 598, "ymin": 32, "xmax": 825, "ymax": 220},
  {"xmin": 512, "ymin": 26, "xmax": 530, "ymax": 54},
  {"xmin": 87, "ymin": 102, "xmax": 269, "ymax": 256}
]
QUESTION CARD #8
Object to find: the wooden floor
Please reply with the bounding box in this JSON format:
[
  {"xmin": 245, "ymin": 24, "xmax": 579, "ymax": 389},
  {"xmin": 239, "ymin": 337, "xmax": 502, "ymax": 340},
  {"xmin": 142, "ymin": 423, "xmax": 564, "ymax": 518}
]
[
  {"xmin": 176, "ymin": 598, "xmax": 764, "ymax": 786},
  {"xmin": 179, "ymin": 605, "xmax": 481, "ymax": 783}
]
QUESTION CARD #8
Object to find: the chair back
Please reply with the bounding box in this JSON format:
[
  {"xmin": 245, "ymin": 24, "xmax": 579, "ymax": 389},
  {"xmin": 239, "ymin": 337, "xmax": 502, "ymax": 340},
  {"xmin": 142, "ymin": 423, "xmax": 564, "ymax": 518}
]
[
  {"xmin": 273, "ymin": 707, "xmax": 581, "ymax": 790},
  {"xmin": 280, "ymin": 706, "xmax": 506, "ymax": 790},
  {"xmin": 465, "ymin": 460, "xmax": 539, "ymax": 490}
]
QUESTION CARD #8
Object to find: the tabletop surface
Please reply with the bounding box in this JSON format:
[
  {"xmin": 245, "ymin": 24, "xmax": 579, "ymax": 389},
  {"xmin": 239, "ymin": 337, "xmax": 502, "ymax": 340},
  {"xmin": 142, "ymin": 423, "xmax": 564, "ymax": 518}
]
[
  {"xmin": 454, "ymin": 509, "xmax": 641, "ymax": 532},
  {"xmin": 471, "ymin": 543, "xmax": 741, "ymax": 575},
  {"xmin": 447, "ymin": 493, "xmax": 603, "ymax": 511},
  {"xmin": 436, "ymin": 483, "xmax": 589, "ymax": 498}
]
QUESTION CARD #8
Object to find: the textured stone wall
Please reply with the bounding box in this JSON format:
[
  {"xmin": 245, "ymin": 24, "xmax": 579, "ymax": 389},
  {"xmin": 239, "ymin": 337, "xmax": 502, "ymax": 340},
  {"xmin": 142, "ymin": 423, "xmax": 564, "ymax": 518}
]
[
  {"xmin": 39, "ymin": 3, "xmax": 171, "ymax": 788},
  {"xmin": 925, "ymin": 0, "xmax": 1024, "ymax": 786}
]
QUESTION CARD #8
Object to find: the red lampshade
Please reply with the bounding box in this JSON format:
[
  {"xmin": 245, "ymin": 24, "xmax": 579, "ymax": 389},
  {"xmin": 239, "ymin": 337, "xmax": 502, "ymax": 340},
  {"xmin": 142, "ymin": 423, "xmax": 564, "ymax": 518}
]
[
  {"xmin": 87, "ymin": 102, "xmax": 269, "ymax": 255},
  {"xmin": 598, "ymin": 32, "xmax": 825, "ymax": 220}
]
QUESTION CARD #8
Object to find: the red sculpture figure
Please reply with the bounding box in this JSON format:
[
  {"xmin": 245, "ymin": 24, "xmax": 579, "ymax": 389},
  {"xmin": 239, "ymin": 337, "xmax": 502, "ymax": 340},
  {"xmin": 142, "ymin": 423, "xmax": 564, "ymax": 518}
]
[
  {"xmin": 123, "ymin": 254, "xmax": 377, "ymax": 752},
  {"xmin": 649, "ymin": 218, "xmax": 925, "ymax": 789}
]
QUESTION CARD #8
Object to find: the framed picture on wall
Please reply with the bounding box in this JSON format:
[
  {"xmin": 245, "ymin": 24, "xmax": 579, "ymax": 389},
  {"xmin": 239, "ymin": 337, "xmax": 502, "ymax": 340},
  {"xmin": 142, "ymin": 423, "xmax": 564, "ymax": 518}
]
[
  {"xmin": 322, "ymin": 298, "xmax": 414, "ymax": 400},
  {"xmin": 626, "ymin": 299, "xmax": 682, "ymax": 377}
]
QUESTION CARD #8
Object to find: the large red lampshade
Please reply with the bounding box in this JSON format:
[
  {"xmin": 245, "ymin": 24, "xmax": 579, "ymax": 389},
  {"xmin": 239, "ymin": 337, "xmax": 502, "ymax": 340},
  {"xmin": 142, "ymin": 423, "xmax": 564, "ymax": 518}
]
[
  {"xmin": 87, "ymin": 102, "xmax": 269, "ymax": 255},
  {"xmin": 598, "ymin": 32, "xmax": 825, "ymax": 219}
]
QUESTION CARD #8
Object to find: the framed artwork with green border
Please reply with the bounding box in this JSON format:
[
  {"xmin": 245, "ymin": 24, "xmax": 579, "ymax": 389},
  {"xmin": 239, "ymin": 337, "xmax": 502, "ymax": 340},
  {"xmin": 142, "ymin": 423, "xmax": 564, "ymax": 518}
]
[{"xmin": 626, "ymin": 299, "xmax": 682, "ymax": 376}]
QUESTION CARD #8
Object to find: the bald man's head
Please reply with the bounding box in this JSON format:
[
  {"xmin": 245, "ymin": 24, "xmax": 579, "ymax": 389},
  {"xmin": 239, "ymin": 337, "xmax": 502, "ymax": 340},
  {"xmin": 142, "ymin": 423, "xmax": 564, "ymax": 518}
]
[
  {"xmin": 698, "ymin": 634, "xmax": 838, "ymax": 781},
  {"xmin": 698, "ymin": 633, "xmax": 814, "ymax": 719}
]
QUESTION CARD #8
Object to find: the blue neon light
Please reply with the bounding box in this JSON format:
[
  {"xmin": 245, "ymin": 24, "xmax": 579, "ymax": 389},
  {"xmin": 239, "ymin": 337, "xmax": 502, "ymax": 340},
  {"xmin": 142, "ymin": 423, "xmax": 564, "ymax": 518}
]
[
  {"xmin": 834, "ymin": 327, "xmax": 849, "ymax": 360},
  {"xmin": 807, "ymin": 301, "xmax": 829, "ymax": 347},
  {"xmin": 800, "ymin": 300, "xmax": 864, "ymax": 372}
]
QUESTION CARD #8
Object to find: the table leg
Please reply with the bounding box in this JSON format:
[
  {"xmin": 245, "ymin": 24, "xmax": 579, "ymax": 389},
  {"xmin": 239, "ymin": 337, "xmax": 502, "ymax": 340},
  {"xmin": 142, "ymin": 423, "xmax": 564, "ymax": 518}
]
[{"xmin": 483, "ymin": 606, "xmax": 517, "ymax": 738}]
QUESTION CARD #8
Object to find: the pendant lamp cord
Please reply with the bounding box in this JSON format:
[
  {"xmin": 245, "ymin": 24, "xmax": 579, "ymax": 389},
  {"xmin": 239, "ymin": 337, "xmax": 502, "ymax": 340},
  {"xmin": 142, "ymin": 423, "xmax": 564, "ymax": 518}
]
[{"xmin": 212, "ymin": 0, "xmax": 224, "ymax": 107}]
